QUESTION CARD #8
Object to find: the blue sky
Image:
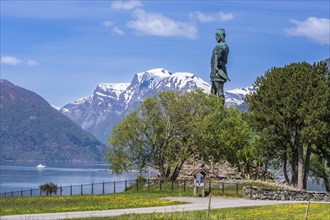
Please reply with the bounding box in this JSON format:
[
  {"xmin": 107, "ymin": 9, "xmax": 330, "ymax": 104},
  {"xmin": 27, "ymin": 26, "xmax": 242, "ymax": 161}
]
[{"xmin": 1, "ymin": 0, "xmax": 329, "ymax": 107}]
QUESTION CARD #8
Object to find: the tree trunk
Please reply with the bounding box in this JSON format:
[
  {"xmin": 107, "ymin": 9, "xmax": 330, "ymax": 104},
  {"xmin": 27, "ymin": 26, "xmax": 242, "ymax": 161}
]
[
  {"xmin": 170, "ymin": 159, "xmax": 186, "ymax": 182},
  {"xmin": 245, "ymin": 163, "xmax": 251, "ymax": 179},
  {"xmin": 262, "ymin": 161, "xmax": 269, "ymax": 180},
  {"xmin": 297, "ymin": 144, "xmax": 304, "ymax": 190},
  {"xmin": 324, "ymin": 173, "xmax": 330, "ymax": 192},
  {"xmin": 291, "ymin": 145, "xmax": 298, "ymax": 185},
  {"xmin": 164, "ymin": 166, "xmax": 171, "ymax": 180},
  {"xmin": 159, "ymin": 163, "xmax": 168, "ymax": 179},
  {"xmin": 303, "ymin": 143, "xmax": 312, "ymax": 190},
  {"xmin": 170, "ymin": 166, "xmax": 180, "ymax": 182},
  {"xmin": 210, "ymin": 156, "xmax": 215, "ymax": 175},
  {"xmin": 283, "ymin": 151, "xmax": 290, "ymax": 183},
  {"xmin": 321, "ymin": 158, "xmax": 330, "ymax": 192}
]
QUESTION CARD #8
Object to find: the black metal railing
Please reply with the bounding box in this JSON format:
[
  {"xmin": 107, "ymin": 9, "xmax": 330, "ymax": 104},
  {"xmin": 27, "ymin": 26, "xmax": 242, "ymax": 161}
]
[
  {"xmin": 0, "ymin": 179, "xmax": 136, "ymax": 197},
  {"xmin": 0, "ymin": 178, "xmax": 244, "ymax": 197}
]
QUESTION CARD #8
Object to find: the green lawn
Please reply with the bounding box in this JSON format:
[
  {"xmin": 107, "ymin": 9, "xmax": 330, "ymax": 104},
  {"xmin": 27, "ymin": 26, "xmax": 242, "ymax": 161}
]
[
  {"xmin": 71, "ymin": 203, "xmax": 330, "ymax": 220},
  {"xmin": 127, "ymin": 179, "xmax": 279, "ymax": 197},
  {"xmin": 0, "ymin": 192, "xmax": 184, "ymax": 216},
  {"xmin": 2, "ymin": 180, "xmax": 325, "ymax": 219}
]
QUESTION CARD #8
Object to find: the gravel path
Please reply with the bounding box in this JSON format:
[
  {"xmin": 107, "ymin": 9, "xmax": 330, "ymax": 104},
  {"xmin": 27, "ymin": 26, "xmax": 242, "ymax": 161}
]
[{"xmin": 1, "ymin": 197, "xmax": 309, "ymax": 220}]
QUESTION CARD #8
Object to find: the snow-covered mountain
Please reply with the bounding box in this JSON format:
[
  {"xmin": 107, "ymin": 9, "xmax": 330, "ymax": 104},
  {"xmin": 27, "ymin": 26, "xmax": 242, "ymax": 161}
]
[
  {"xmin": 60, "ymin": 68, "xmax": 253, "ymax": 143},
  {"xmin": 224, "ymin": 87, "xmax": 255, "ymax": 107}
]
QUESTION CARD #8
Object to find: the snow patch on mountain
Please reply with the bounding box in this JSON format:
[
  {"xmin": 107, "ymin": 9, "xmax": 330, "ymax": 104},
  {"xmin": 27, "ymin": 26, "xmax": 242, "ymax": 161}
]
[
  {"xmin": 60, "ymin": 68, "xmax": 253, "ymax": 143},
  {"xmin": 225, "ymin": 86, "xmax": 255, "ymax": 106},
  {"xmin": 135, "ymin": 68, "xmax": 172, "ymax": 87}
]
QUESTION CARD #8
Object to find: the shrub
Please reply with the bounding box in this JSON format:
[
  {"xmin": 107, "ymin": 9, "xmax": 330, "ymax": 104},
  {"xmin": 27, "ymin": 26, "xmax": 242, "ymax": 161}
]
[
  {"xmin": 136, "ymin": 175, "xmax": 146, "ymax": 183},
  {"xmin": 39, "ymin": 182, "xmax": 58, "ymax": 196}
]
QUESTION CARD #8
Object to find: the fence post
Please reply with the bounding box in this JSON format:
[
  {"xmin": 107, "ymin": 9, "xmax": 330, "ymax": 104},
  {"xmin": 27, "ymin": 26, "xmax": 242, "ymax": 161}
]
[
  {"xmin": 81, "ymin": 184, "xmax": 83, "ymax": 195},
  {"xmin": 207, "ymin": 193, "xmax": 212, "ymax": 217},
  {"xmin": 183, "ymin": 179, "xmax": 186, "ymax": 192},
  {"xmin": 305, "ymin": 201, "xmax": 311, "ymax": 220},
  {"xmin": 92, "ymin": 182, "xmax": 94, "ymax": 195},
  {"xmin": 60, "ymin": 186, "xmax": 62, "ymax": 196},
  {"xmin": 102, "ymin": 181, "xmax": 105, "ymax": 194},
  {"xmin": 21, "ymin": 189, "xmax": 23, "ymax": 197},
  {"xmin": 125, "ymin": 180, "xmax": 127, "ymax": 190},
  {"xmin": 30, "ymin": 188, "xmax": 32, "ymax": 197},
  {"xmin": 160, "ymin": 179, "xmax": 162, "ymax": 191},
  {"xmin": 209, "ymin": 182, "xmax": 211, "ymax": 193},
  {"xmin": 114, "ymin": 180, "xmax": 116, "ymax": 193},
  {"xmin": 70, "ymin": 185, "xmax": 72, "ymax": 196},
  {"xmin": 222, "ymin": 182, "xmax": 224, "ymax": 194},
  {"xmin": 236, "ymin": 183, "xmax": 238, "ymax": 196}
]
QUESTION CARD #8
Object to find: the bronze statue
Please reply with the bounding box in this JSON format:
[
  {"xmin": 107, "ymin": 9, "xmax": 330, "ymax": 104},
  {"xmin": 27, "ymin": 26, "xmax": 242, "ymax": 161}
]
[{"xmin": 210, "ymin": 28, "xmax": 230, "ymax": 99}]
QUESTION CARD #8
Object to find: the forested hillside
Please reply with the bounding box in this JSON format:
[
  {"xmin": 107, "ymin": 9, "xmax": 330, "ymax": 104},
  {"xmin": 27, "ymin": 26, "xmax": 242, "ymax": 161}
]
[{"xmin": 0, "ymin": 79, "xmax": 105, "ymax": 162}]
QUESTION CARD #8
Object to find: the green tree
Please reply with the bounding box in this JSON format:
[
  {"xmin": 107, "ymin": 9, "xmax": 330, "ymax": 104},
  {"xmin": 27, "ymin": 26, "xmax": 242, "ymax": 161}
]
[
  {"xmin": 208, "ymin": 107, "xmax": 252, "ymax": 177},
  {"xmin": 246, "ymin": 62, "xmax": 330, "ymax": 190},
  {"xmin": 208, "ymin": 108, "xmax": 271, "ymax": 180},
  {"xmin": 309, "ymin": 154, "xmax": 330, "ymax": 191},
  {"xmin": 106, "ymin": 90, "xmax": 227, "ymax": 181},
  {"xmin": 106, "ymin": 89, "xmax": 261, "ymax": 181}
]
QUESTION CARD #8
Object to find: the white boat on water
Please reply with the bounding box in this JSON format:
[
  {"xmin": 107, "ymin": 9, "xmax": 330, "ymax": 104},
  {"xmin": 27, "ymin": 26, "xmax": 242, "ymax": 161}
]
[{"xmin": 36, "ymin": 164, "xmax": 46, "ymax": 168}]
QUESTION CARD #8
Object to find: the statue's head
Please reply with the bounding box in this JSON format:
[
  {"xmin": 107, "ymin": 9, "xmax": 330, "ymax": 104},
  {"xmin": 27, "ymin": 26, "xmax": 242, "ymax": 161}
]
[{"xmin": 216, "ymin": 28, "xmax": 226, "ymax": 42}]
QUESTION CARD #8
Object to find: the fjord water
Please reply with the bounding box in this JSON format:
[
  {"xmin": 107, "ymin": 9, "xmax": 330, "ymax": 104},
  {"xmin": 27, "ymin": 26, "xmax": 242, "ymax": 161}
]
[
  {"xmin": 0, "ymin": 162, "xmax": 325, "ymax": 194},
  {"xmin": 0, "ymin": 162, "xmax": 139, "ymax": 194}
]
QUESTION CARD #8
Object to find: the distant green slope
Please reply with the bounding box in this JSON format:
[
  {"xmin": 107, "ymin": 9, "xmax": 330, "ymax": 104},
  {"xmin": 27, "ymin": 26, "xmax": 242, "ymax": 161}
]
[{"xmin": 0, "ymin": 79, "xmax": 105, "ymax": 162}]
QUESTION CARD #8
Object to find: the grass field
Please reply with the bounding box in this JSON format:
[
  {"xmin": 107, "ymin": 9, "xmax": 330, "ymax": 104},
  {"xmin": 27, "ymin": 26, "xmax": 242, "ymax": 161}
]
[
  {"xmin": 70, "ymin": 203, "xmax": 330, "ymax": 220},
  {"xmin": 0, "ymin": 181, "xmax": 255, "ymax": 216},
  {"xmin": 1, "ymin": 180, "xmax": 329, "ymax": 220},
  {"xmin": 0, "ymin": 192, "xmax": 184, "ymax": 216},
  {"xmin": 128, "ymin": 180, "xmax": 280, "ymax": 197}
]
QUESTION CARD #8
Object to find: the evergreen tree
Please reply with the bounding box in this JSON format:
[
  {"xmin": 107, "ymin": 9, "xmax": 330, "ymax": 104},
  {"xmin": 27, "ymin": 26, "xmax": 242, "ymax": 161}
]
[{"xmin": 246, "ymin": 62, "xmax": 330, "ymax": 190}]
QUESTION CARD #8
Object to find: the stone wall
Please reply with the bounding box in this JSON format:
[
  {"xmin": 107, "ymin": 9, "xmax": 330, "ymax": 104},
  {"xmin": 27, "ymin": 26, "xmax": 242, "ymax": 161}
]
[
  {"xmin": 244, "ymin": 186, "xmax": 330, "ymax": 202},
  {"xmin": 178, "ymin": 160, "xmax": 243, "ymax": 181}
]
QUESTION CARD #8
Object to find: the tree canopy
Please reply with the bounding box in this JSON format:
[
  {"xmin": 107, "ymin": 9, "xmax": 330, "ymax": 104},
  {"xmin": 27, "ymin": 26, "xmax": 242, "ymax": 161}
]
[
  {"xmin": 246, "ymin": 62, "xmax": 330, "ymax": 190},
  {"xmin": 106, "ymin": 90, "xmax": 253, "ymax": 181},
  {"xmin": 105, "ymin": 61, "xmax": 329, "ymax": 191}
]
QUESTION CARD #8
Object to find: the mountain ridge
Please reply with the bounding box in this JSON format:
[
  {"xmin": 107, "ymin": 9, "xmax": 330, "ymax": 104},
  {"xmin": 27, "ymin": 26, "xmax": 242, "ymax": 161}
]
[
  {"xmin": 0, "ymin": 79, "xmax": 105, "ymax": 162},
  {"xmin": 61, "ymin": 68, "xmax": 254, "ymax": 143}
]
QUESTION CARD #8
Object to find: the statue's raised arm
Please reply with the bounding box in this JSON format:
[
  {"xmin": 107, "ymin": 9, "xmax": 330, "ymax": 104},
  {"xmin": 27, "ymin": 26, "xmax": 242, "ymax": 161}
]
[{"xmin": 210, "ymin": 28, "xmax": 229, "ymax": 100}]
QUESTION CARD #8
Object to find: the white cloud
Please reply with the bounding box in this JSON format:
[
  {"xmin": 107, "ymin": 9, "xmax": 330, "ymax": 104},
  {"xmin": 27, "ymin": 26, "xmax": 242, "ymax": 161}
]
[
  {"xmin": 189, "ymin": 11, "xmax": 234, "ymax": 23},
  {"xmin": 113, "ymin": 26, "xmax": 125, "ymax": 35},
  {"xmin": 112, "ymin": 0, "xmax": 143, "ymax": 10},
  {"xmin": 189, "ymin": 11, "xmax": 214, "ymax": 22},
  {"xmin": 1, "ymin": 56, "xmax": 22, "ymax": 65},
  {"xmin": 1, "ymin": 56, "xmax": 39, "ymax": 65},
  {"xmin": 25, "ymin": 59, "xmax": 39, "ymax": 66},
  {"xmin": 103, "ymin": 21, "xmax": 125, "ymax": 35},
  {"xmin": 285, "ymin": 17, "xmax": 330, "ymax": 45},
  {"xmin": 127, "ymin": 9, "xmax": 198, "ymax": 39},
  {"xmin": 217, "ymin": 12, "xmax": 235, "ymax": 21},
  {"xmin": 103, "ymin": 20, "xmax": 114, "ymax": 28}
]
